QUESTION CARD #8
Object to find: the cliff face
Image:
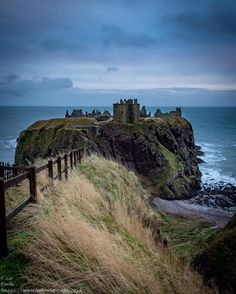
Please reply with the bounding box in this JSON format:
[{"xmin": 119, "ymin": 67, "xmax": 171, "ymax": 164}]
[{"xmin": 15, "ymin": 116, "xmax": 201, "ymax": 199}]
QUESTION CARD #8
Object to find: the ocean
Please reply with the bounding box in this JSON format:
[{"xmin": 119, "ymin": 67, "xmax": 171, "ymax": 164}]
[{"xmin": 0, "ymin": 106, "xmax": 236, "ymax": 187}]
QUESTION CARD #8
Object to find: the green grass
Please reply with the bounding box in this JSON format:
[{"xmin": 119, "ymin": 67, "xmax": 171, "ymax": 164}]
[
  {"xmin": 76, "ymin": 155, "xmax": 146, "ymax": 204},
  {"xmin": 193, "ymin": 214, "xmax": 236, "ymax": 293},
  {"xmin": 156, "ymin": 144, "xmax": 182, "ymax": 196},
  {"xmin": 0, "ymin": 251, "xmax": 26, "ymax": 291},
  {"xmin": 77, "ymin": 156, "xmax": 218, "ymax": 262},
  {"xmin": 158, "ymin": 212, "xmax": 217, "ymax": 261},
  {"xmin": 99, "ymin": 214, "xmax": 152, "ymax": 256},
  {"xmin": 29, "ymin": 117, "xmax": 96, "ymax": 130},
  {"xmin": 0, "ymin": 230, "xmax": 35, "ymax": 291},
  {"xmin": 16, "ymin": 120, "xmax": 89, "ymax": 164},
  {"xmin": 5, "ymin": 184, "xmax": 29, "ymax": 214},
  {"xmin": 1, "ymin": 156, "xmax": 215, "ymax": 291}
]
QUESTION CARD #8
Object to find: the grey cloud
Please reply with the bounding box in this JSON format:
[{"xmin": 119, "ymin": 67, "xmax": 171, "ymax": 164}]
[
  {"xmin": 41, "ymin": 38, "xmax": 63, "ymax": 52},
  {"xmin": 0, "ymin": 75, "xmax": 73, "ymax": 97},
  {"xmin": 40, "ymin": 37, "xmax": 86, "ymax": 53},
  {"xmin": 107, "ymin": 66, "xmax": 120, "ymax": 72},
  {"xmin": 165, "ymin": 6, "xmax": 236, "ymax": 41},
  {"xmin": 3, "ymin": 74, "xmax": 20, "ymax": 82},
  {"xmin": 102, "ymin": 25, "xmax": 156, "ymax": 48}
]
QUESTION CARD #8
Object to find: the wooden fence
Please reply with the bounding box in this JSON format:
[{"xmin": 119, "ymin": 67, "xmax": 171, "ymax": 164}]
[
  {"xmin": 0, "ymin": 149, "xmax": 83, "ymax": 259},
  {"xmin": 0, "ymin": 162, "xmax": 30, "ymax": 180}
]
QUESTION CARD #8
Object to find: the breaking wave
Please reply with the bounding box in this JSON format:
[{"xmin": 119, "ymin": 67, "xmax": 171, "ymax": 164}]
[
  {"xmin": 199, "ymin": 142, "xmax": 236, "ymax": 186},
  {"xmin": 201, "ymin": 167, "xmax": 236, "ymax": 187},
  {"xmin": 0, "ymin": 139, "xmax": 17, "ymax": 149}
]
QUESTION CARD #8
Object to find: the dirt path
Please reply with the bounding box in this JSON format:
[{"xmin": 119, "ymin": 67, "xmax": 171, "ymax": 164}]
[{"xmin": 149, "ymin": 196, "xmax": 233, "ymax": 228}]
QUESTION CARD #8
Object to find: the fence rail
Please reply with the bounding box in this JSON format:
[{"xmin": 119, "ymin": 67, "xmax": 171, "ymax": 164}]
[
  {"xmin": 0, "ymin": 149, "xmax": 83, "ymax": 258},
  {"xmin": 0, "ymin": 161, "xmax": 29, "ymax": 180}
]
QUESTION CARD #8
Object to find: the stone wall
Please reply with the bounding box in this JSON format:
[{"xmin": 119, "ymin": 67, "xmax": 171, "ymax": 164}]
[
  {"xmin": 113, "ymin": 103, "xmax": 127, "ymax": 123},
  {"xmin": 113, "ymin": 99, "xmax": 140, "ymax": 124}
]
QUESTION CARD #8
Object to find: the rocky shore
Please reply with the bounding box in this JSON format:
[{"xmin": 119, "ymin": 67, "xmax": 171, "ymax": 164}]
[
  {"xmin": 191, "ymin": 145, "xmax": 236, "ymax": 212},
  {"xmin": 190, "ymin": 183, "xmax": 236, "ymax": 213},
  {"xmin": 150, "ymin": 196, "xmax": 232, "ymax": 228}
]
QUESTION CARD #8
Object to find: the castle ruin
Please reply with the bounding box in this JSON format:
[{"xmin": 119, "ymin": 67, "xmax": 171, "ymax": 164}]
[
  {"xmin": 65, "ymin": 98, "xmax": 182, "ymax": 125},
  {"xmin": 113, "ymin": 99, "xmax": 140, "ymax": 124},
  {"xmin": 154, "ymin": 107, "xmax": 182, "ymax": 118},
  {"xmin": 113, "ymin": 99, "xmax": 182, "ymax": 124}
]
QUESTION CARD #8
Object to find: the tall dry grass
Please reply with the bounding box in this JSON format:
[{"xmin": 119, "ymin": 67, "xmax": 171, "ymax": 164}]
[
  {"xmin": 20, "ymin": 156, "xmax": 211, "ymax": 293},
  {"xmin": 5, "ymin": 181, "xmax": 30, "ymax": 214}
]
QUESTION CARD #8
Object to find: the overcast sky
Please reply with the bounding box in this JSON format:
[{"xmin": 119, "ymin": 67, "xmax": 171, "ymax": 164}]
[{"xmin": 0, "ymin": 0, "xmax": 236, "ymax": 106}]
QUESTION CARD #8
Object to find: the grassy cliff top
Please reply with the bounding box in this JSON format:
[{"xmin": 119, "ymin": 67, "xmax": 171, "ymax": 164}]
[
  {"xmin": 28, "ymin": 117, "xmax": 96, "ymax": 130},
  {"xmin": 27, "ymin": 116, "xmax": 189, "ymax": 131}
]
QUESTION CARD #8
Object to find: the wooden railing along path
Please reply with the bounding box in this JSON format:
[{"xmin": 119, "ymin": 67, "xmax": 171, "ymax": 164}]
[
  {"xmin": 0, "ymin": 161, "xmax": 28, "ymax": 180},
  {"xmin": 0, "ymin": 149, "xmax": 83, "ymax": 258}
]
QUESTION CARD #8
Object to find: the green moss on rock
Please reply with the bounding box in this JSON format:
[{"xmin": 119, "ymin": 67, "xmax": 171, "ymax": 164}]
[
  {"xmin": 193, "ymin": 214, "xmax": 236, "ymax": 293},
  {"xmin": 15, "ymin": 118, "xmax": 94, "ymax": 164}
]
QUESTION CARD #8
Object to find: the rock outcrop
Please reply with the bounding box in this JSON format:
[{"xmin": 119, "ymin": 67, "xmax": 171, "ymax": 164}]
[
  {"xmin": 15, "ymin": 116, "xmax": 201, "ymax": 199},
  {"xmin": 140, "ymin": 106, "xmax": 151, "ymax": 118},
  {"xmin": 193, "ymin": 213, "xmax": 236, "ymax": 293}
]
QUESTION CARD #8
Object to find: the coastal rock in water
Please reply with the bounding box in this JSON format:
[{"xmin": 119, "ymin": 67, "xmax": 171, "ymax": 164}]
[
  {"xmin": 191, "ymin": 184, "xmax": 236, "ymax": 212},
  {"xmin": 197, "ymin": 157, "xmax": 205, "ymax": 164},
  {"xmin": 15, "ymin": 116, "xmax": 201, "ymax": 199},
  {"xmin": 195, "ymin": 145, "xmax": 205, "ymax": 157}
]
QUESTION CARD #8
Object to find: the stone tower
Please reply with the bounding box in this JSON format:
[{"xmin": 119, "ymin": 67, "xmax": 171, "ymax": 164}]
[{"xmin": 113, "ymin": 99, "xmax": 140, "ymax": 124}]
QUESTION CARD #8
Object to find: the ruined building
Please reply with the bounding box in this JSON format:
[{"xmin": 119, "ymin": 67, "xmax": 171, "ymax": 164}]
[
  {"xmin": 154, "ymin": 107, "xmax": 182, "ymax": 118},
  {"xmin": 113, "ymin": 99, "xmax": 140, "ymax": 124},
  {"xmin": 140, "ymin": 106, "xmax": 151, "ymax": 118},
  {"xmin": 65, "ymin": 109, "xmax": 111, "ymax": 119}
]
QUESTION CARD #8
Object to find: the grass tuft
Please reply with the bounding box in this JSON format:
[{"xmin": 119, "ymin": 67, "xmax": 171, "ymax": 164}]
[{"xmin": 2, "ymin": 156, "xmax": 212, "ymax": 293}]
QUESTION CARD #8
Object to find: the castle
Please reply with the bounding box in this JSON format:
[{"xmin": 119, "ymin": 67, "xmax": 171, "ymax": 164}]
[
  {"xmin": 113, "ymin": 99, "xmax": 140, "ymax": 124},
  {"xmin": 65, "ymin": 99, "xmax": 182, "ymax": 125},
  {"xmin": 113, "ymin": 99, "xmax": 181, "ymax": 124}
]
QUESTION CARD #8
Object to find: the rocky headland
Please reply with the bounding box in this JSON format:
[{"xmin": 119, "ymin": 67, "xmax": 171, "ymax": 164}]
[
  {"xmin": 12, "ymin": 112, "xmax": 236, "ymax": 293},
  {"xmin": 15, "ymin": 115, "xmax": 201, "ymax": 199}
]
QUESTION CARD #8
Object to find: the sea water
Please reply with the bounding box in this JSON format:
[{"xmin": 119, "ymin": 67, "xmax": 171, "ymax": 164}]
[{"xmin": 0, "ymin": 106, "xmax": 235, "ymax": 187}]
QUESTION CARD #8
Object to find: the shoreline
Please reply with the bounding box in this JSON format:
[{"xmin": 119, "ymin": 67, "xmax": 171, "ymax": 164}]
[
  {"xmin": 195, "ymin": 144, "xmax": 236, "ymax": 214},
  {"xmin": 149, "ymin": 195, "xmax": 233, "ymax": 228}
]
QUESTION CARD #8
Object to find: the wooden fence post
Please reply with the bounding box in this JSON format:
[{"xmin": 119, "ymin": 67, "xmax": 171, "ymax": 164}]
[
  {"xmin": 64, "ymin": 154, "xmax": 68, "ymax": 180},
  {"xmin": 70, "ymin": 152, "xmax": 73, "ymax": 170},
  {"xmin": 78, "ymin": 150, "xmax": 82, "ymax": 163},
  {"xmin": 29, "ymin": 166, "xmax": 37, "ymax": 203},
  {"xmin": 73, "ymin": 151, "xmax": 77, "ymax": 167},
  {"xmin": 57, "ymin": 156, "xmax": 62, "ymax": 180},
  {"xmin": 0, "ymin": 165, "xmax": 4, "ymax": 179},
  {"xmin": 0, "ymin": 177, "xmax": 8, "ymax": 258},
  {"xmin": 48, "ymin": 160, "xmax": 53, "ymax": 180},
  {"xmin": 13, "ymin": 165, "xmax": 18, "ymax": 177},
  {"xmin": 75, "ymin": 151, "xmax": 77, "ymax": 161}
]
